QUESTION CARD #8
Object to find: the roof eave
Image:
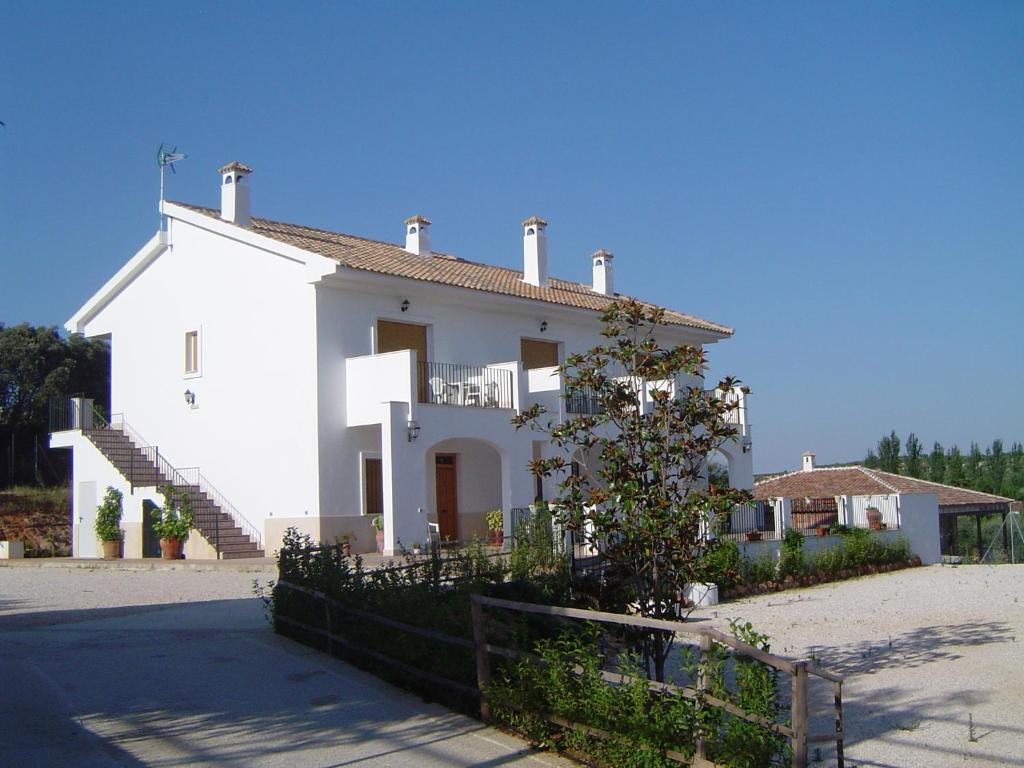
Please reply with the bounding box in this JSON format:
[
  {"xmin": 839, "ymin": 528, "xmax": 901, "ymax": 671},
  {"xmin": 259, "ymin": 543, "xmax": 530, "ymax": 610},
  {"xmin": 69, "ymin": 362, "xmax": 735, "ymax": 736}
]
[{"xmin": 67, "ymin": 230, "xmax": 169, "ymax": 334}]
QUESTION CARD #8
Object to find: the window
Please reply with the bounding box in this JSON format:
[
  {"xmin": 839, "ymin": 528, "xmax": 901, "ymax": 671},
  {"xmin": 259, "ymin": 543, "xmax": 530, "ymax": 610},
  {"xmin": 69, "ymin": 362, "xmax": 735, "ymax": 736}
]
[
  {"xmin": 364, "ymin": 457, "xmax": 383, "ymax": 517},
  {"xmin": 184, "ymin": 331, "xmax": 199, "ymax": 374}
]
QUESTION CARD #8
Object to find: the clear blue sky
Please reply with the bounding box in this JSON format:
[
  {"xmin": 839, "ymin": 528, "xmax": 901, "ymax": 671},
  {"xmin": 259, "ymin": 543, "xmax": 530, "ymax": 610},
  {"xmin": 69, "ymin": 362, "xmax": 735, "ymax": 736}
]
[{"xmin": 2, "ymin": 2, "xmax": 1021, "ymax": 472}]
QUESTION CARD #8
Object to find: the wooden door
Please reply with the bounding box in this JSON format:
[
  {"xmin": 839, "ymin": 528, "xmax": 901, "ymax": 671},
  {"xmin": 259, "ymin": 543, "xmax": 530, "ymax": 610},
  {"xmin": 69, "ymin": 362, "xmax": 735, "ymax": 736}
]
[
  {"xmin": 435, "ymin": 454, "xmax": 458, "ymax": 541},
  {"xmin": 377, "ymin": 320, "xmax": 427, "ymax": 360},
  {"xmin": 378, "ymin": 320, "xmax": 429, "ymax": 401}
]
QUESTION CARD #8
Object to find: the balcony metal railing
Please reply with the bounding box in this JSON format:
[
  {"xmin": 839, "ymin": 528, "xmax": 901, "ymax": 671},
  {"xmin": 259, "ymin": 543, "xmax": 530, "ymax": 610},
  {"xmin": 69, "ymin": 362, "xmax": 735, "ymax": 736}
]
[
  {"xmin": 565, "ymin": 386, "xmax": 605, "ymax": 415},
  {"xmin": 417, "ymin": 361, "xmax": 513, "ymax": 409}
]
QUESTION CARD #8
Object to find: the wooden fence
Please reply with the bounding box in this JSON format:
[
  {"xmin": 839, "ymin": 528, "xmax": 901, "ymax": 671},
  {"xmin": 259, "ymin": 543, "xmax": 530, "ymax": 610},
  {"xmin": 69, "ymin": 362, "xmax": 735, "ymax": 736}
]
[{"xmin": 273, "ymin": 580, "xmax": 844, "ymax": 767}]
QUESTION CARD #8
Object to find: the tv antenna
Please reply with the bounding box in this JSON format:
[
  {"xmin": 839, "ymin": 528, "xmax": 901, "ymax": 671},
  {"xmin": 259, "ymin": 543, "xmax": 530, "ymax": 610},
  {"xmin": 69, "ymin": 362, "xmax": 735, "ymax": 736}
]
[{"xmin": 157, "ymin": 144, "xmax": 187, "ymax": 228}]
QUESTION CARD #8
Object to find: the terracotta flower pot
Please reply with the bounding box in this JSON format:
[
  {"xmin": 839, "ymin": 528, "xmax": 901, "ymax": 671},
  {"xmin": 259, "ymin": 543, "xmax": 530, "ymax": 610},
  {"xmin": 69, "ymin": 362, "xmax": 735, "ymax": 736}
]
[
  {"xmin": 745, "ymin": 531, "xmax": 762, "ymax": 542},
  {"xmin": 160, "ymin": 537, "xmax": 182, "ymax": 560},
  {"xmin": 341, "ymin": 542, "xmax": 351, "ymax": 557},
  {"xmin": 375, "ymin": 530, "xmax": 384, "ymax": 554},
  {"xmin": 101, "ymin": 540, "xmax": 121, "ymax": 559},
  {"xmin": 490, "ymin": 530, "xmax": 504, "ymax": 546}
]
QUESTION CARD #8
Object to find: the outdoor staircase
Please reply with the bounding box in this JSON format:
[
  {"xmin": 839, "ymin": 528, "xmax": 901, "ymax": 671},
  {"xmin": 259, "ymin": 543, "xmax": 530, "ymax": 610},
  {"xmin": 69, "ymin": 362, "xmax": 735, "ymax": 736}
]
[{"xmin": 82, "ymin": 426, "xmax": 265, "ymax": 559}]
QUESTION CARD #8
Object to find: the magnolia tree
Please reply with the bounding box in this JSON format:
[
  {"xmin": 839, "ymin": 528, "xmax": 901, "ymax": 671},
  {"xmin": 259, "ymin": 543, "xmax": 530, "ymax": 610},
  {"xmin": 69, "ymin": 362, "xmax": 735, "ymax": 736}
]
[{"xmin": 513, "ymin": 299, "xmax": 750, "ymax": 681}]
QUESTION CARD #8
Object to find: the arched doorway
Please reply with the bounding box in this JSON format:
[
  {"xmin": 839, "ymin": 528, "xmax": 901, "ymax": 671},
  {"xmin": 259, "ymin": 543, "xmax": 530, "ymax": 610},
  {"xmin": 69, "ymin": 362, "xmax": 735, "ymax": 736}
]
[{"xmin": 425, "ymin": 438, "xmax": 503, "ymax": 542}]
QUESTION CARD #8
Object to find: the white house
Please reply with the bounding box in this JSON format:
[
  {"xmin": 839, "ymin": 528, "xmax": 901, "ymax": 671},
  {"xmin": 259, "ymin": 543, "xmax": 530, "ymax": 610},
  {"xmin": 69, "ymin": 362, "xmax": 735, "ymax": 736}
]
[
  {"xmin": 739, "ymin": 452, "xmax": 1015, "ymax": 565},
  {"xmin": 51, "ymin": 161, "xmax": 753, "ymax": 558}
]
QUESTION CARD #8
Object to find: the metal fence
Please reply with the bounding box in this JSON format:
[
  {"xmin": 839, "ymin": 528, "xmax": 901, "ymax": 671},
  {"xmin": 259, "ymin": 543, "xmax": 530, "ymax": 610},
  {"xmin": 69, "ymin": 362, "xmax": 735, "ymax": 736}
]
[
  {"xmin": 564, "ymin": 386, "xmax": 605, "ymax": 415},
  {"xmin": 417, "ymin": 362, "xmax": 513, "ymax": 409},
  {"xmin": 721, "ymin": 500, "xmax": 781, "ymax": 542}
]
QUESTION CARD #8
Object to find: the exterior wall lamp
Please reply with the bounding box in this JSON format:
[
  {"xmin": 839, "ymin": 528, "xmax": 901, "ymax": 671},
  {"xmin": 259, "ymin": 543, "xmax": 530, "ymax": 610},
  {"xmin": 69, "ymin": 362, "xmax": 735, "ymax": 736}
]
[
  {"xmin": 401, "ymin": 299, "xmax": 410, "ymax": 312},
  {"xmin": 184, "ymin": 389, "xmax": 196, "ymax": 406},
  {"xmin": 407, "ymin": 419, "xmax": 420, "ymax": 442},
  {"xmin": 540, "ymin": 321, "xmax": 548, "ymax": 333}
]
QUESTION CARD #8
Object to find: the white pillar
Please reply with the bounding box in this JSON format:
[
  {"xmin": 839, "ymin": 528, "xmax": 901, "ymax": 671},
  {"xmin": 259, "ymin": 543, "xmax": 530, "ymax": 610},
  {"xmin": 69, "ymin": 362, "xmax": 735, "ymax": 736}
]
[
  {"xmin": 775, "ymin": 498, "xmax": 792, "ymax": 540},
  {"xmin": 381, "ymin": 401, "xmax": 427, "ymax": 555}
]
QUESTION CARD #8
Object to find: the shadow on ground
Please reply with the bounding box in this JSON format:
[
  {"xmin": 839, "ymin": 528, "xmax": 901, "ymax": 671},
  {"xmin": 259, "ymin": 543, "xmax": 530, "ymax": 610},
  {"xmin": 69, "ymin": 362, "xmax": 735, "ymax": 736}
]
[
  {"xmin": 799, "ymin": 621, "xmax": 1022, "ymax": 767},
  {"xmin": 0, "ymin": 597, "xmax": 552, "ymax": 768}
]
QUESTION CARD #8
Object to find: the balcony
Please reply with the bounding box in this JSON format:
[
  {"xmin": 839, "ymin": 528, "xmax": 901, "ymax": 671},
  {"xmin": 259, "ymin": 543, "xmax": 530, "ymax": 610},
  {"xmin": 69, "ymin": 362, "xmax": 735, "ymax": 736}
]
[
  {"xmin": 417, "ymin": 361, "xmax": 513, "ymax": 409},
  {"xmin": 346, "ymin": 350, "xmax": 518, "ymax": 426}
]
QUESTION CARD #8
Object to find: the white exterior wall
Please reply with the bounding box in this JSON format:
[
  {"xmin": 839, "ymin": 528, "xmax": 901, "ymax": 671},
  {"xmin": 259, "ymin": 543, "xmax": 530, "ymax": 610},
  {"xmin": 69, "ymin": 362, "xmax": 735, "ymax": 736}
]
[
  {"xmin": 313, "ymin": 276, "xmax": 725, "ymax": 551},
  {"xmin": 895, "ymin": 492, "xmax": 941, "ymax": 565},
  {"xmin": 76, "ymin": 216, "xmax": 323, "ymax": 542},
  {"xmin": 66, "ymin": 203, "xmax": 738, "ymax": 555},
  {"xmin": 51, "ymin": 430, "xmax": 157, "ymax": 558}
]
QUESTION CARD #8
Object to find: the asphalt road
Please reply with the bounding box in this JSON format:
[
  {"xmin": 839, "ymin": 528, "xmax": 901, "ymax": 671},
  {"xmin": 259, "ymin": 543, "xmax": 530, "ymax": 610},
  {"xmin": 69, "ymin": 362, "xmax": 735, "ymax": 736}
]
[{"xmin": 0, "ymin": 565, "xmax": 569, "ymax": 767}]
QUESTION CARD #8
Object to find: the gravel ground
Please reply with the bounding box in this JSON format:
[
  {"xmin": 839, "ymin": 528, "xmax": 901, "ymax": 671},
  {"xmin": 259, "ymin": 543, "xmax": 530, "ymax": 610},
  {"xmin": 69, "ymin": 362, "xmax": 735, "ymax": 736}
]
[
  {"xmin": 3, "ymin": 562, "xmax": 1020, "ymax": 767},
  {"xmin": 692, "ymin": 564, "xmax": 1024, "ymax": 768},
  {"xmin": 0, "ymin": 565, "xmax": 273, "ymax": 627}
]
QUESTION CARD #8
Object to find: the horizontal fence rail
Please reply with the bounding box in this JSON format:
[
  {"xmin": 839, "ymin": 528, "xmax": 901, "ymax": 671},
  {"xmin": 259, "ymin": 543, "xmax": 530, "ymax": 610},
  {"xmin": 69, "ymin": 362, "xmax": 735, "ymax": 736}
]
[
  {"xmin": 471, "ymin": 594, "xmax": 845, "ymax": 768},
  {"xmin": 417, "ymin": 361, "xmax": 513, "ymax": 409}
]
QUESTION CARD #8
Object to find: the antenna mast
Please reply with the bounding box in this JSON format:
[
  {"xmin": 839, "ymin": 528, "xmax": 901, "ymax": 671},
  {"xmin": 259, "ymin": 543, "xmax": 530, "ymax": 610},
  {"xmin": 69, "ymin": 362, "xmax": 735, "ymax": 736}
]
[{"xmin": 157, "ymin": 144, "xmax": 187, "ymax": 230}]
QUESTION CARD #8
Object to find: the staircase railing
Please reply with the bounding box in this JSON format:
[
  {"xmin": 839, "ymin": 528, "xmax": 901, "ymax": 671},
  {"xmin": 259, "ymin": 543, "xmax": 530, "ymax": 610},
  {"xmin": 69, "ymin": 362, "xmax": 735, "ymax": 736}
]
[
  {"xmin": 106, "ymin": 412, "xmax": 263, "ymax": 552},
  {"xmin": 52, "ymin": 397, "xmax": 262, "ymax": 555}
]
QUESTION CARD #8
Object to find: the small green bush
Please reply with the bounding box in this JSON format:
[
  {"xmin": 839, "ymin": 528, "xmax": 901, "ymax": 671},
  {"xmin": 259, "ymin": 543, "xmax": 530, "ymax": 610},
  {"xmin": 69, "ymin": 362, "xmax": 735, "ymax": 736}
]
[
  {"xmin": 94, "ymin": 486, "xmax": 123, "ymax": 542},
  {"xmin": 777, "ymin": 528, "xmax": 806, "ymax": 579},
  {"xmin": 701, "ymin": 539, "xmax": 743, "ymax": 588},
  {"xmin": 740, "ymin": 555, "xmax": 777, "ymax": 585},
  {"xmin": 150, "ymin": 485, "xmax": 194, "ymax": 540}
]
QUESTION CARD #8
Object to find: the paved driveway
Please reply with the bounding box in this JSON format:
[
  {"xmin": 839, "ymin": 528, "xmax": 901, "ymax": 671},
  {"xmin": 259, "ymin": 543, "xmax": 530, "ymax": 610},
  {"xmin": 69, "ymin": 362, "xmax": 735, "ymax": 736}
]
[{"xmin": 0, "ymin": 565, "xmax": 569, "ymax": 767}]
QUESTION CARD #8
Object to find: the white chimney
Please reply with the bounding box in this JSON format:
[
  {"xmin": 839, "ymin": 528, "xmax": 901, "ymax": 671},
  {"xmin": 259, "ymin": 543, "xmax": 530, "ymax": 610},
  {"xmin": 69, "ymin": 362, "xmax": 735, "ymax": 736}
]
[
  {"xmin": 522, "ymin": 216, "xmax": 549, "ymax": 287},
  {"xmin": 404, "ymin": 215, "xmax": 431, "ymax": 256},
  {"xmin": 591, "ymin": 249, "xmax": 614, "ymax": 295},
  {"xmin": 802, "ymin": 451, "xmax": 816, "ymax": 472},
  {"xmin": 219, "ymin": 161, "xmax": 252, "ymax": 227}
]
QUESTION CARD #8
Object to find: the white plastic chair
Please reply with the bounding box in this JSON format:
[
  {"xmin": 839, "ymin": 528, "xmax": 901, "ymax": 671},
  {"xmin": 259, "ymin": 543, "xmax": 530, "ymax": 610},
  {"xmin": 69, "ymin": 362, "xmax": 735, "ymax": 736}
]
[
  {"xmin": 429, "ymin": 377, "xmax": 448, "ymax": 404},
  {"xmin": 427, "ymin": 520, "xmax": 441, "ymax": 547}
]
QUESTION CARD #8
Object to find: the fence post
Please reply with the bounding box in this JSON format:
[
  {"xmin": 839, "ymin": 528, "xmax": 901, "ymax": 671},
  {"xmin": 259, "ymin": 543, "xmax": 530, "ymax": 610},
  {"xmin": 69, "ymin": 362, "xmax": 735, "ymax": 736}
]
[
  {"xmin": 833, "ymin": 679, "xmax": 845, "ymax": 768},
  {"xmin": 324, "ymin": 597, "xmax": 333, "ymax": 657},
  {"xmin": 470, "ymin": 595, "xmax": 492, "ymax": 721},
  {"xmin": 695, "ymin": 634, "xmax": 711, "ymax": 762},
  {"xmin": 791, "ymin": 661, "xmax": 808, "ymax": 767}
]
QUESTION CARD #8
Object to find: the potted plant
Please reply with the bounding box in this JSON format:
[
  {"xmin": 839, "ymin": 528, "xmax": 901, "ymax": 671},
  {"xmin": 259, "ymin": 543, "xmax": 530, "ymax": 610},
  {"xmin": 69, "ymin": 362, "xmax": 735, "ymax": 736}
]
[
  {"xmin": 95, "ymin": 486, "xmax": 124, "ymax": 559},
  {"xmin": 151, "ymin": 485, "xmax": 194, "ymax": 560},
  {"xmin": 338, "ymin": 533, "xmax": 353, "ymax": 557},
  {"xmin": 745, "ymin": 530, "xmax": 762, "ymax": 542},
  {"xmin": 411, "ymin": 541, "xmax": 423, "ymax": 556},
  {"xmin": 485, "ymin": 509, "xmax": 504, "ymax": 546},
  {"xmin": 372, "ymin": 514, "xmax": 384, "ymax": 553},
  {"xmin": 816, "ymin": 524, "xmax": 830, "ymax": 537},
  {"xmin": 865, "ymin": 507, "xmax": 883, "ymax": 531}
]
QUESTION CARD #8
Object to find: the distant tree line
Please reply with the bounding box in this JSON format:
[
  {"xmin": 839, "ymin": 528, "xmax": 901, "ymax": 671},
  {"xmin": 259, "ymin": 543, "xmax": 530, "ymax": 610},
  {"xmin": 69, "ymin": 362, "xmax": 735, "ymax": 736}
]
[
  {"xmin": 864, "ymin": 430, "xmax": 1024, "ymax": 501},
  {"xmin": 1, "ymin": 323, "xmax": 110, "ymax": 487}
]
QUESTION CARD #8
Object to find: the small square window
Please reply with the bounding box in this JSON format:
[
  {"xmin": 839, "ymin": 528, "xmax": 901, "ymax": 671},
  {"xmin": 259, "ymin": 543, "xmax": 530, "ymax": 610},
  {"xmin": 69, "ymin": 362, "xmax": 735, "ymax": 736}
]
[{"xmin": 184, "ymin": 331, "xmax": 200, "ymax": 374}]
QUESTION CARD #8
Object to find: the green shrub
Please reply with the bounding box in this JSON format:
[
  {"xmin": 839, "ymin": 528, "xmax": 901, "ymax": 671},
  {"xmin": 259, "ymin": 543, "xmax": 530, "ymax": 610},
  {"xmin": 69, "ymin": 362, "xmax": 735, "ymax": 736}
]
[
  {"xmin": 489, "ymin": 619, "xmax": 787, "ymax": 767},
  {"xmin": 94, "ymin": 486, "xmax": 123, "ymax": 542},
  {"xmin": 701, "ymin": 539, "xmax": 743, "ymax": 588},
  {"xmin": 150, "ymin": 485, "xmax": 194, "ymax": 540},
  {"xmin": 777, "ymin": 528, "xmax": 806, "ymax": 579},
  {"xmin": 740, "ymin": 555, "xmax": 777, "ymax": 585}
]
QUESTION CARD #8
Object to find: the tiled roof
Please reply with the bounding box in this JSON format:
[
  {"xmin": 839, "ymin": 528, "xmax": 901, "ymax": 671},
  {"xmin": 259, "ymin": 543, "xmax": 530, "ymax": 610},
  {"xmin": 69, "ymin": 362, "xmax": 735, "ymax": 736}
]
[
  {"xmin": 171, "ymin": 203, "xmax": 733, "ymax": 335},
  {"xmin": 755, "ymin": 466, "xmax": 1014, "ymax": 510}
]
